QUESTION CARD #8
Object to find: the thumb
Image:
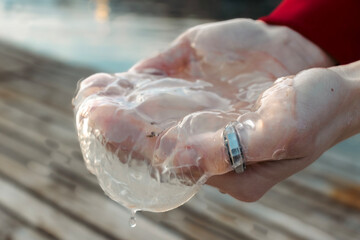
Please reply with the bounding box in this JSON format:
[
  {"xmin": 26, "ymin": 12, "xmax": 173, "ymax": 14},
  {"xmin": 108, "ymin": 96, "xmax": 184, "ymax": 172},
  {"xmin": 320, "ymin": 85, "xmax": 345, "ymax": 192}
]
[
  {"xmin": 154, "ymin": 128, "xmax": 232, "ymax": 179},
  {"xmin": 234, "ymin": 77, "xmax": 300, "ymax": 163},
  {"xmin": 173, "ymin": 129, "xmax": 232, "ymax": 176},
  {"xmin": 129, "ymin": 37, "xmax": 194, "ymax": 76}
]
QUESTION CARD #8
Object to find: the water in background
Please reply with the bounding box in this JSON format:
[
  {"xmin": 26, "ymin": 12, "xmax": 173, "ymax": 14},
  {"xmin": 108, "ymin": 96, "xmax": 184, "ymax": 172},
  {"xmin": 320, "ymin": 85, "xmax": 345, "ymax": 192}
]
[
  {"xmin": 0, "ymin": 0, "xmax": 282, "ymax": 72},
  {"xmin": 0, "ymin": 0, "xmax": 215, "ymax": 72}
]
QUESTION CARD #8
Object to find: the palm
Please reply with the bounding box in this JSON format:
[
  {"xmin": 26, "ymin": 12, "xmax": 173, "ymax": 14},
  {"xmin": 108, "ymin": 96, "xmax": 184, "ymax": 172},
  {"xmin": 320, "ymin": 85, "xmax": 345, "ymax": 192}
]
[{"xmin": 132, "ymin": 19, "xmax": 332, "ymax": 109}]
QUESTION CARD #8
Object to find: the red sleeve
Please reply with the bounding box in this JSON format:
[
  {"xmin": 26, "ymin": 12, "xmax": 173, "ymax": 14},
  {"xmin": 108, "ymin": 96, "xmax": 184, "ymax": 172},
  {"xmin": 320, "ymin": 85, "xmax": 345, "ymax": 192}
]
[{"xmin": 260, "ymin": 0, "xmax": 360, "ymax": 64}]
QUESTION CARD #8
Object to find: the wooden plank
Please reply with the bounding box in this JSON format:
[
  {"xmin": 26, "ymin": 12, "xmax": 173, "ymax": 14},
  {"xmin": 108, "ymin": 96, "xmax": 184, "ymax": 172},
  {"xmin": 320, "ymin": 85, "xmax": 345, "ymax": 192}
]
[
  {"xmin": 260, "ymin": 183, "xmax": 360, "ymax": 240},
  {"xmin": 0, "ymin": 206, "xmax": 24, "ymax": 240},
  {"xmin": 0, "ymin": 40, "xmax": 93, "ymax": 81},
  {"xmin": 0, "ymin": 77, "xmax": 72, "ymax": 114},
  {"xmin": 193, "ymin": 186, "xmax": 337, "ymax": 240},
  {"xmin": 0, "ymin": 151, "xmax": 186, "ymax": 240},
  {"xmin": 251, "ymin": 164, "xmax": 360, "ymax": 240},
  {"xmin": 0, "ymin": 89, "xmax": 76, "ymax": 145},
  {"xmin": 313, "ymin": 151, "xmax": 360, "ymax": 183},
  {"xmin": 23, "ymin": 62, "xmax": 91, "ymax": 95},
  {"xmin": 11, "ymin": 227, "xmax": 53, "ymax": 240},
  {"xmin": 0, "ymin": 206, "xmax": 55, "ymax": 240},
  {"xmin": 0, "ymin": 116, "xmax": 99, "ymax": 189},
  {"xmin": 0, "ymin": 175, "xmax": 109, "ymax": 240},
  {"xmin": 0, "ymin": 215, "xmax": 53, "ymax": 240}
]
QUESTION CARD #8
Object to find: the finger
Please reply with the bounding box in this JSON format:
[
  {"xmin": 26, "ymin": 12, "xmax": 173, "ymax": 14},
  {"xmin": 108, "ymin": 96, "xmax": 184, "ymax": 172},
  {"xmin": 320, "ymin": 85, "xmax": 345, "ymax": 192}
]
[
  {"xmin": 206, "ymin": 156, "xmax": 312, "ymax": 202},
  {"xmin": 236, "ymin": 76, "xmax": 302, "ymax": 163},
  {"xmin": 130, "ymin": 37, "xmax": 195, "ymax": 76},
  {"xmin": 155, "ymin": 128, "xmax": 232, "ymax": 176},
  {"xmin": 87, "ymin": 104, "xmax": 160, "ymax": 162},
  {"xmin": 76, "ymin": 73, "xmax": 116, "ymax": 100},
  {"xmin": 150, "ymin": 128, "xmax": 232, "ymax": 184}
]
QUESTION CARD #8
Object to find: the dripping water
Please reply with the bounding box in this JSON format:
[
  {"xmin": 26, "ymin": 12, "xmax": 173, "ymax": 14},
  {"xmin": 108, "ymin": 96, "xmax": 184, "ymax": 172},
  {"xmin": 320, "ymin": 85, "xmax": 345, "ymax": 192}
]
[{"xmin": 129, "ymin": 209, "xmax": 137, "ymax": 228}]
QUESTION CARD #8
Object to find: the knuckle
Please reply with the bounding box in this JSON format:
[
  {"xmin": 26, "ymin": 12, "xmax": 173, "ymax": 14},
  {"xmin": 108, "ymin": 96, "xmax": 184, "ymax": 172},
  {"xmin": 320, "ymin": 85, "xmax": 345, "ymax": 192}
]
[{"xmin": 81, "ymin": 73, "xmax": 114, "ymax": 89}]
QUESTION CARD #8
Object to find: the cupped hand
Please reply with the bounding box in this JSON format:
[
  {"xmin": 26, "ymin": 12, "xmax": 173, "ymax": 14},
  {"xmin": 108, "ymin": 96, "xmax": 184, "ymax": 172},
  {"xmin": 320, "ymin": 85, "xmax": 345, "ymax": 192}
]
[
  {"xmin": 75, "ymin": 19, "xmax": 334, "ymax": 184},
  {"xmin": 208, "ymin": 65, "xmax": 358, "ymax": 201}
]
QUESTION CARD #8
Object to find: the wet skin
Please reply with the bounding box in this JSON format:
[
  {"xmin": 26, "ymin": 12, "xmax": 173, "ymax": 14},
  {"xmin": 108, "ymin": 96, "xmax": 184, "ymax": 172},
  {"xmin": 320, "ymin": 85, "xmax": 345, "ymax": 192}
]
[{"xmin": 75, "ymin": 19, "xmax": 360, "ymax": 202}]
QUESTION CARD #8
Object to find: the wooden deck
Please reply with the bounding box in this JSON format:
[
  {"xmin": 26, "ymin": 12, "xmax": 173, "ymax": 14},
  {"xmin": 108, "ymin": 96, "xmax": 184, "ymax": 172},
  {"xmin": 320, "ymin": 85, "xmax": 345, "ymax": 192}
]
[{"xmin": 0, "ymin": 41, "xmax": 359, "ymax": 240}]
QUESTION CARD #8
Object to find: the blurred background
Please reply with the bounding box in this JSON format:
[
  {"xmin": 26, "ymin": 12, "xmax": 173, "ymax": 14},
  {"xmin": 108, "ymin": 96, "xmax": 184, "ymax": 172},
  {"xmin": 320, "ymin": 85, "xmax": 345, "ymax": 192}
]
[
  {"xmin": 0, "ymin": 0, "xmax": 281, "ymax": 72},
  {"xmin": 0, "ymin": 1, "xmax": 359, "ymax": 240}
]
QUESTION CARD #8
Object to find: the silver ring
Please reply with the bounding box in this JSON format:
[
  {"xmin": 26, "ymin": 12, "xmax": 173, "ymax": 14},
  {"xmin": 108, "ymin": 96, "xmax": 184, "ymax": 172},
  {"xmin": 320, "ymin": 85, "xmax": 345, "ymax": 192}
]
[{"xmin": 223, "ymin": 122, "xmax": 246, "ymax": 173}]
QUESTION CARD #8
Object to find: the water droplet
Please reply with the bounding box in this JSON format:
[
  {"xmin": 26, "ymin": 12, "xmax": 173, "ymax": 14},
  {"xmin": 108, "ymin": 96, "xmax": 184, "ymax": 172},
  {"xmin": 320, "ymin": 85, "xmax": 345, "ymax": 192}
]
[
  {"xmin": 130, "ymin": 172, "xmax": 142, "ymax": 180},
  {"xmin": 94, "ymin": 129, "xmax": 100, "ymax": 137},
  {"xmin": 129, "ymin": 209, "xmax": 137, "ymax": 228},
  {"xmin": 120, "ymin": 189, "xmax": 128, "ymax": 195},
  {"xmin": 272, "ymin": 148, "xmax": 286, "ymax": 160},
  {"xmin": 129, "ymin": 216, "xmax": 136, "ymax": 228}
]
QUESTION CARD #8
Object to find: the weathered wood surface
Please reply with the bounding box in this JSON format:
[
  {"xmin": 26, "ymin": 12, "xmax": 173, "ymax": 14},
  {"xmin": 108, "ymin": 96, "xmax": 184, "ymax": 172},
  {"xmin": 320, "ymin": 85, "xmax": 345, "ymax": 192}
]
[{"xmin": 0, "ymin": 41, "xmax": 359, "ymax": 240}]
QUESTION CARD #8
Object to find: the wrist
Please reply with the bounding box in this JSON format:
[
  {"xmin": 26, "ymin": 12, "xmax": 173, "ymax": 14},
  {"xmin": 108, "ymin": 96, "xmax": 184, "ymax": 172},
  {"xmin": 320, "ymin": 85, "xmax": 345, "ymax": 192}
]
[{"xmin": 330, "ymin": 61, "xmax": 360, "ymax": 142}]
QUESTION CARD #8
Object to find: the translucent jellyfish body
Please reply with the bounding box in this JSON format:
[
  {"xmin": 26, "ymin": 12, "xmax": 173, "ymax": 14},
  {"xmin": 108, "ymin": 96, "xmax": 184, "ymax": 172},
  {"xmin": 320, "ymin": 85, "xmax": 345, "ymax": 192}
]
[{"xmin": 74, "ymin": 71, "xmax": 273, "ymax": 212}]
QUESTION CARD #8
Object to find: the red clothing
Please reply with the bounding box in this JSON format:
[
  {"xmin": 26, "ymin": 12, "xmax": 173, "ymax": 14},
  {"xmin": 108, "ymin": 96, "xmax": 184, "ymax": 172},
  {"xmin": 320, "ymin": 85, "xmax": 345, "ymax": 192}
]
[{"xmin": 260, "ymin": 0, "xmax": 360, "ymax": 64}]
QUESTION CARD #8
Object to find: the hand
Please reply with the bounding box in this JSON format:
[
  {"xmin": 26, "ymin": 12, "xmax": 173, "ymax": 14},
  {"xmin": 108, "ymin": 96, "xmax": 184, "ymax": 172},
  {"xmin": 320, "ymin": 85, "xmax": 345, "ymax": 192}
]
[
  {"xmin": 75, "ymin": 19, "xmax": 334, "ymax": 183},
  {"xmin": 132, "ymin": 19, "xmax": 333, "ymax": 81},
  {"xmin": 208, "ymin": 62, "xmax": 360, "ymax": 201}
]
